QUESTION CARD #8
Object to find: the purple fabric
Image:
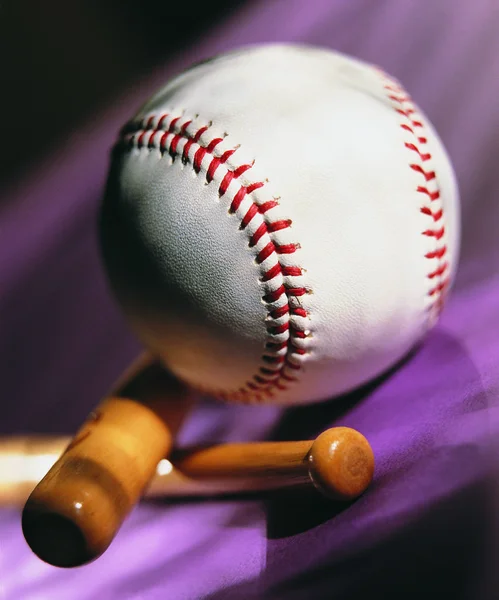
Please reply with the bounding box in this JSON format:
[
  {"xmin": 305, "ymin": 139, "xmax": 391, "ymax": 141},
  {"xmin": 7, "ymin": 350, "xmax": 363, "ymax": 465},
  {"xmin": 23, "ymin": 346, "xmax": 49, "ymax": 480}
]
[{"xmin": 2, "ymin": 0, "xmax": 499, "ymax": 597}]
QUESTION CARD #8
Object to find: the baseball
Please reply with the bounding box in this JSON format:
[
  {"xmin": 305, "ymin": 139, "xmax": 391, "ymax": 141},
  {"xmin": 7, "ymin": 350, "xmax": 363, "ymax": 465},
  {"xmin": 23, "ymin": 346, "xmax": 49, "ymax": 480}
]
[{"xmin": 100, "ymin": 44, "xmax": 460, "ymax": 405}]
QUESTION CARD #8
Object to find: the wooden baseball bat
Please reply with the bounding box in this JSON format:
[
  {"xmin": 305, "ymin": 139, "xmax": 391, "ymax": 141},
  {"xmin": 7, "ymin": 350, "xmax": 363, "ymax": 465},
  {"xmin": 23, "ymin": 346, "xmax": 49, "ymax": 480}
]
[
  {"xmin": 13, "ymin": 426, "xmax": 374, "ymax": 566},
  {"xmin": 21, "ymin": 353, "xmax": 196, "ymax": 568},
  {"xmin": 3, "ymin": 427, "xmax": 374, "ymax": 505},
  {"xmin": 18, "ymin": 355, "xmax": 374, "ymax": 569}
]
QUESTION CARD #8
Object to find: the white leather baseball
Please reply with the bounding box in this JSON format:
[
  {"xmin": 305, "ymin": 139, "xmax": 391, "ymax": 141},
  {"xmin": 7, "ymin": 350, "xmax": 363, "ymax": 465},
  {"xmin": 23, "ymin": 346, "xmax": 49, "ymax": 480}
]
[{"xmin": 100, "ymin": 44, "xmax": 460, "ymax": 405}]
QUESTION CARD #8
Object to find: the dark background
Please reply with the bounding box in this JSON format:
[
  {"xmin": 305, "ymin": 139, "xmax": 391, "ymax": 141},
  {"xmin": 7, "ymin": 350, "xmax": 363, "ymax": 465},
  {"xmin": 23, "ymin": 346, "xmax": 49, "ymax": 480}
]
[{"xmin": 0, "ymin": 1, "xmax": 244, "ymax": 190}]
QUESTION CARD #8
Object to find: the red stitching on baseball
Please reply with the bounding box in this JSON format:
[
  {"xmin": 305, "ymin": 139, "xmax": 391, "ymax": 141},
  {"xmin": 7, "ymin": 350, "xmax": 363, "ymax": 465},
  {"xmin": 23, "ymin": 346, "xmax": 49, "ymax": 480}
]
[
  {"xmin": 292, "ymin": 330, "xmax": 308, "ymax": 339},
  {"xmin": 206, "ymin": 148, "xmax": 235, "ymax": 180},
  {"xmin": 169, "ymin": 117, "xmax": 181, "ymax": 131},
  {"xmin": 180, "ymin": 120, "xmax": 191, "ymax": 134},
  {"xmin": 421, "ymin": 207, "xmax": 443, "ymax": 221},
  {"xmin": 159, "ymin": 132, "xmax": 170, "ymax": 152},
  {"xmin": 283, "ymin": 266, "xmax": 303, "ymax": 276},
  {"xmin": 119, "ymin": 112, "xmax": 311, "ymax": 402},
  {"xmin": 287, "ymin": 287, "xmax": 308, "ymax": 297},
  {"xmin": 136, "ymin": 130, "xmax": 147, "ymax": 148},
  {"xmin": 206, "ymin": 137, "xmax": 224, "ymax": 152},
  {"xmin": 219, "ymin": 171, "xmax": 234, "ymax": 196},
  {"xmin": 181, "ymin": 139, "xmax": 193, "ymax": 163},
  {"xmin": 256, "ymin": 242, "xmax": 277, "ymax": 264},
  {"xmin": 258, "ymin": 200, "xmax": 279, "ymax": 213},
  {"xmin": 428, "ymin": 279, "xmax": 449, "ymax": 297},
  {"xmin": 277, "ymin": 243, "xmax": 300, "ymax": 254},
  {"xmin": 380, "ymin": 73, "xmax": 450, "ymax": 316},
  {"xmin": 425, "ymin": 246, "xmax": 446, "ymax": 259},
  {"xmin": 270, "ymin": 304, "xmax": 289, "ymax": 319},
  {"xmin": 239, "ymin": 202, "xmax": 259, "ymax": 228},
  {"xmin": 261, "ymin": 263, "xmax": 282, "ymax": 282},
  {"xmin": 230, "ymin": 186, "xmax": 248, "ymax": 212},
  {"xmin": 193, "ymin": 125, "xmax": 208, "ymax": 142},
  {"xmin": 249, "ymin": 223, "xmax": 267, "ymax": 247},
  {"xmin": 193, "ymin": 146, "xmax": 207, "ymax": 172},
  {"xmin": 417, "ymin": 186, "xmax": 440, "ymax": 201},
  {"xmin": 268, "ymin": 322, "xmax": 289, "ymax": 335},
  {"xmin": 428, "ymin": 262, "xmax": 448, "ymax": 279},
  {"xmin": 423, "ymin": 226, "xmax": 445, "ymax": 240},
  {"xmin": 170, "ymin": 133, "xmax": 182, "ymax": 157},
  {"xmin": 410, "ymin": 164, "xmax": 436, "ymax": 181},
  {"xmin": 263, "ymin": 285, "xmax": 286, "ymax": 303},
  {"xmin": 268, "ymin": 219, "xmax": 293, "ymax": 232},
  {"xmin": 404, "ymin": 142, "xmax": 431, "ymax": 162}
]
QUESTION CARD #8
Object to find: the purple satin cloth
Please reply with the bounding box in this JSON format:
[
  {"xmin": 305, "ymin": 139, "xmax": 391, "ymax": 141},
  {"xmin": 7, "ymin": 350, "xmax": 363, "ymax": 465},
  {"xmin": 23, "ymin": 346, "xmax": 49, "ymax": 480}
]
[{"xmin": 2, "ymin": 0, "xmax": 499, "ymax": 598}]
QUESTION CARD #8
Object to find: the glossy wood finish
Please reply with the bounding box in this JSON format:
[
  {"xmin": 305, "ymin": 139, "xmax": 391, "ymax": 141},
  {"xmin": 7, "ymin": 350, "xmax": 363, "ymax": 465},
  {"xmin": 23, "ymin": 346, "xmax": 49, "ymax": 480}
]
[
  {"xmin": 307, "ymin": 427, "xmax": 375, "ymax": 501},
  {"xmin": 21, "ymin": 354, "xmax": 195, "ymax": 568},
  {"xmin": 19, "ymin": 345, "xmax": 373, "ymax": 569},
  {"xmin": 155, "ymin": 427, "xmax": 375, "ymax": 499},
  {"xmin": 11, "ymin": 428, "xmax": 374, "ymax": 506}
]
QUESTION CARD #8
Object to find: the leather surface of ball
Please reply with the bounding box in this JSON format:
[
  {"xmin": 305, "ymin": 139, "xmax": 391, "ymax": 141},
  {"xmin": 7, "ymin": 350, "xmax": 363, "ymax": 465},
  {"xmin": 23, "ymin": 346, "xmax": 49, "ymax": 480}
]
[{"xmin": 100, "ymin": 44, "xmax": 460, "ymax": 404}]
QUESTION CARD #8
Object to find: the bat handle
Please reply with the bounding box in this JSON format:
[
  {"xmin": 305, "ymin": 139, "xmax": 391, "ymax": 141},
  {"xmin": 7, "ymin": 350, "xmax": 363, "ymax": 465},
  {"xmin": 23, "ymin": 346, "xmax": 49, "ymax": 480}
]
[{"xmin": 166, "ymin": 426, "xmax": 374, "ymax": 500}]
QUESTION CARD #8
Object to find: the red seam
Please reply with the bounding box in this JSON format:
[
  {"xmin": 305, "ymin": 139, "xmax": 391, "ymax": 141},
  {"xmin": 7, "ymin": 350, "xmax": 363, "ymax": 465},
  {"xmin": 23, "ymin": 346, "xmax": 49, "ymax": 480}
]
[
  {"xmin": 428, "ymin": 279, "xmax": 449, "ymax": 296},
  {"xmin": 422, "ymin": 226, "xmax": 445, "ymax": 240},
  {"xmin": 256, "ymin": 242, "xmax": 277, "ymax": 264},
  {"xmin": 381, "ymin": 75, "xmax": 450, "ymax": 314},
  {"xmin": 268, "ymin": 322, "xmax": 289, "ymax": 335},
  {"xmin": 121, "ymin": 114, "xmax": 311, "ymax": 402},
  {"xmin": 425, "ymin": 246, "xmax": 447, "ymax": 259},
  {"xmin": 420, "ymin": 207, "xmax": 443, "ymax": 222},
  {"xmin": 259, "ymin": 200, "xmax": 279, "ymax": 213},
  {"xmin": 261, "ymin": 263, "xmax": 282, "ymax": 282},
  {"xmin": 417, "ymin": 186, "xmax": 440, "ymax": 201},
  {"xmin": 410, "ymin": 164, "xmax": 436, "ymax": 181},
  {"xmin": 427, "ymin": 262, "xmax": 448, "ymax": 279},
  {"xmin": 249, "ymin": 223, "xmax": 268, "ymax": 247}
]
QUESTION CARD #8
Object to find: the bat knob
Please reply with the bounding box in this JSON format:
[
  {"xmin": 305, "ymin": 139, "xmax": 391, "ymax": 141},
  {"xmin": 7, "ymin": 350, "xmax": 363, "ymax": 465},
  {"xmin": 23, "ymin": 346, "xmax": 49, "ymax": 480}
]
[
  {"xmin": 22, "ymin": 496, "xmax": 92, "ymax": 568},
  {"xmin": 21, "ymin": 395, "xmax": 174, "ymax": 568},
  {"xmin": 307, "ymin": 427, "xmax": 375, "ymax": 501}
]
